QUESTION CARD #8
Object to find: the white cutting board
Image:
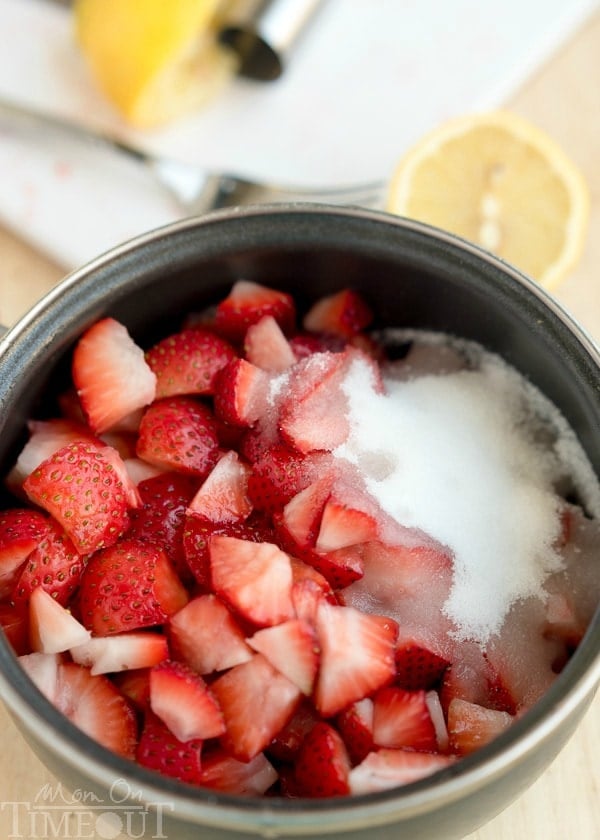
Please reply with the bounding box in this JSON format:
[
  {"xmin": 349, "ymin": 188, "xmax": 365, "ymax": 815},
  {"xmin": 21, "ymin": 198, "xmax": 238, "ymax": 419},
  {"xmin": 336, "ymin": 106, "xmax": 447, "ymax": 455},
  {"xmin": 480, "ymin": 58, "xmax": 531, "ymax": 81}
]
[{"xmin": 0, "ymin": 0, "xmax": 597, "ymax": 269}]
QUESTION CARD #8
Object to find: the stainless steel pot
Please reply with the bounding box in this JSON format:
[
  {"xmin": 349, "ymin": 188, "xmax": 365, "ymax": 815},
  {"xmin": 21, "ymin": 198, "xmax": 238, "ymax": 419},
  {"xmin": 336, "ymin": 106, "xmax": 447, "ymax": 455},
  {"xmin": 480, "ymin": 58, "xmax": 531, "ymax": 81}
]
[{"xmin": 0, "ymin": 205, "xmax": 598, "ymax": 840}]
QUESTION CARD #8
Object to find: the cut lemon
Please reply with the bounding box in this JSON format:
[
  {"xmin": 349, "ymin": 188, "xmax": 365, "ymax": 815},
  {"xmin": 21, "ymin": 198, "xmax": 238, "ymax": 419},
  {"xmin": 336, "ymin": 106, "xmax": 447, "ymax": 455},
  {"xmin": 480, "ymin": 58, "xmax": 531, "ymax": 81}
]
[
  {"xmin": 386, "ymin": 111, "xmax": 590, "ymax": 290},
  {"xmin": 74, "ymin": 0, "xmax": 236, "ymax": 128}
]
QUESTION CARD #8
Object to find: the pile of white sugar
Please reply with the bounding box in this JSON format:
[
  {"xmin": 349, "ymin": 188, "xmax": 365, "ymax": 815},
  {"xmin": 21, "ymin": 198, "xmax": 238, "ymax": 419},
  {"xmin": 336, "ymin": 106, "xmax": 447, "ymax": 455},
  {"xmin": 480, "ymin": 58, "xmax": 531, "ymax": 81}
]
[{"xmin": 334, "ymin": 335, "xmax": 600, "ymax": 646}]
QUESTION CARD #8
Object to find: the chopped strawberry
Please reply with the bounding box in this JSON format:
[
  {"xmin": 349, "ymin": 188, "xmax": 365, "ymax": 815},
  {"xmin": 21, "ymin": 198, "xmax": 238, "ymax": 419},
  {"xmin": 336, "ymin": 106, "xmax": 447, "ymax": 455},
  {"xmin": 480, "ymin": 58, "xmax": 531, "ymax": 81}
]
[
  {"xmin": 168, "ymin": 594, "xmax": 253, "ymax": 674},
  {"xmin": 187, "ymin": 451, "xmax": 252, "ymax": 523},
  {"xmin": 72, "ymin": 317, "xmax": 157, "ymax": 434},
  {"xmin": 335, "ymin": 698, "xmax": 375, "ymax": 765},
  {"xmin": 0, "ymin": 508, "xmax": 50, "ymax": 598},
  {"xmin": 146, "ymin": 327, "xmax": 237, "ymax": 398},
  {"xmin": 215, "ymin": 280, "xmax": 296, "ymax": 343},
  {"xmin": 267, "ymin": 701, "xmax": 319, "ymax": 762},
  {"xmin": 136, "ymin": 712, "xmax": 203, "ymax": 785},
  {"xmin": 136, "ymin": 397, "xmax": 220, "ymax": 477},
  {"xmin": 12, "ymin": 520, "xmax": 85, "ymax": 607},
  {"xmin": 372, "ymin": 686, "xmax": 437, "ymax": 752},
  {"xmin": 29, "ymin": 585, "xmax": 91, "ymax": 654},
  {"xmin": 315, "ymin": 499, "xmax": 378, "ymax": 553},
  {"xmin": 6, "ymin": 419, "xmax": 100, "ymax": 492},
  {"xmin": 348, "ymin": 749, "xmax": 455, "ymax": 795},
  {"xmin": 18, "ymin": 651, "xmax": 61, "ymax": 702},
  {"xmin": 395, "ymin": 640, "xmax": 450, "ymax": 691},
  {"xmin": 447, "ymin": 698, "xmax": 514, "ymax": 756},
  {"xmin": 0, "ymin": 600, "xmax": 30, "ymax": 654},
  {"xmin": 127, "ymin": 471, "xmax": 198, "ymax": 581},
  {"xmin": 303, "ymin": 289, "xmax": 373, "ymax": 339},
  {"xmin": 280, "ymin": 476, "xmax": 333, "ymax": 549},
  {"xmin": 78, "ymin": 538, "xmax": 188, "ymax": 635},
  {"xmin": 247, "ymin": 618, "xmax": 319, "ymax": 695},
  {"xmin": 210, "ymin": 536, "xmax": 294, "ymax": 627},
  {"xmin": 247, "ymin": 445, "xmax": 323, "ymax": 513},
  {"xmin": 199, "ymin": 747, "xmax": 278, "ymax": 795},
  {"xmin": 71, "ymin": 632, "xmax": 168, "ymax": 675},
  {"xmin": 150, "ymin": 660, "xmax": 225, "ymax": 742},
  {"xmin": 289, "ymin": 332, "xmax": 346, "ymax": 359},
  {"xmin": 23, "ymin": 440, "xmax": 132, "ymax": 555},
  {"xmin": 182, "ymin": 511, "xmax": 274, "ymax": 589},
  {"xmin": 113, "ymin": 668, "xmax": 152, "ymax": 712},
  {"xmin": 213, "ymin": 358, "xmax": 270, "ymax": 428},
  {"xmin": 314, "ymin": 601, "xmax": 398, "ymax": 717},
  {"xmin": 244, "ymin": 315, "xmax": 296, "ymax": 372},
  {"xmin": 293, "ymin": 721, "xmax": 351, "ymax": 797},
  {"xmin": 55, "ymin": 662, "xmax": 138, "ymax": 759},
  {"xmin": 211, "ymin": 653, "xmax": 301, "ymax": 761}
]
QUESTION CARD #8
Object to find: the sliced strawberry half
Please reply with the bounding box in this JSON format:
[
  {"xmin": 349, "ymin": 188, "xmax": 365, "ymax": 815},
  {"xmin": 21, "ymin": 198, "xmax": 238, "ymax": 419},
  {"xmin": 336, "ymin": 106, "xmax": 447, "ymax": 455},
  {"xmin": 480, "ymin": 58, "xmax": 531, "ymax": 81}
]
[
  {"xmin": 293, "ymin": 721, "xmax": 351, "ymax": 798},
  {"xmin": 303, "ymin": 289, "xmax": 373, "ymax": 339},
  {"xmin": 168, "ymin": 594, "xmax": 253, "ymax": 674},
  {"xmin": 214, "ymin": 280, "xmax": 296, "ymax": 343},
  {"xmin": 55, "ymin": 662, "xmax": 138, "ymax": 759},
  {"xmin": 247, "ymin": 445, "xmax": 325, "ymax": 514},
  {"xmin": 12, "ymin": 520, "xmax": 85, "ymax": 607},
  {"xmin": 199, "ymin": 747, "xmax": 278, "ymax": 795},
  {"xmin": 244, "ymin": 315, "xmax": 296, "ymax": 372},
  {"xmin": 113, "ymin": 668, "xmax": 152, "ymax": 713},
  {"xmin": 315, "ymin": 499, "xmax": 378, "ymax": 553},
  {"xmin": 372, "ymin": 686, "xmax": 437, "ymax": 752},
  {"xmin": 213, "ymin": 358, "xmax": 270, "ymax": 428},
  {"xmin": 72, "ymin": 317, "xmax": 156, "ymax": 434},
  {"xmin": 395, "ymin": 639, "xmax": 450, "ymax": 691},
  {"xmin": 0, "ymin": 508, "xmax": 50, "ymax": 598},
  {"xmin": 314, "ymin": 601, "xmax": 398, "ymax": 717},
  {"xmin": 211, "ymin": 653, "xmax": 301, "ymax": 761},
  {"xmin": 266, "ymin": 700, "xmax": 319, "ymax": 762},
  {"xmin": 29, "ymin": 585, "xmax": 91, "ymax": 654},
  {"xmin": 150, "ymin": 659, "xmax": 225, "ymax": 742},
  {"xmin": 247, "ymin": 618, "xmax": 319, "ymax": 695},
  {"xmin": 280, "ymin": 476, "xmax": 333, "ymax": 549},
  {"xmin": 210, "ymin": 535, "xmax": 294, "ymax": 627},
  {"xmin": 136, "ymin": 397, "xmax": 220, "ymax": 478},
  {"xmin": 71, "ymin": 631, "xmax": 168, "ymax": 675},
  {"xmin": 187, "ymin": 450, "xmax": 252, "ymax": 523},
  {"xmin": 23, "ymin": 439, "xmax": 132, "ymax": 555},
  {"xmin": 146, "ymin": 327, "xmax": 237, "ymax": 398},
  {"xmin": 447, "ymin": 698, "xmax": 514, "ymax": 756},
  {"xmin": 136, "ymin": 711, "xmax": 203, "ymax": 785},
  {"xmin": 78, "ymin": 538, "xmax": 188, "ymax": 635},
  {"xmin": 335, "ymin": 697, "xmax": 375, "ymax": 765},
  {"xmin": 348, "ymin": 748, "xmax": 455, "ymax": 795}
]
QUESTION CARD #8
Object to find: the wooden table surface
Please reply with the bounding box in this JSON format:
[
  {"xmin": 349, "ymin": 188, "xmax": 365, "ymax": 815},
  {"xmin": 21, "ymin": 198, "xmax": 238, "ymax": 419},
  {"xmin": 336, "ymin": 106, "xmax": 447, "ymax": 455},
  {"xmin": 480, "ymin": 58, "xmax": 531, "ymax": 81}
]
[{"xmin": 1, "ymin": 10, "xmax": 599, "ymax": 840}]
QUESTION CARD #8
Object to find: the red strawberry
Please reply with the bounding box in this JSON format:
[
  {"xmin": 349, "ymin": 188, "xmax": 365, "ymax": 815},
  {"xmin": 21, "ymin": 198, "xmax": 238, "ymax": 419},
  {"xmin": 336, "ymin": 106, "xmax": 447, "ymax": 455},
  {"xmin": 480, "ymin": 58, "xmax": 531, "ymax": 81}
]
[
  {"xmin": 72, "ymin": 317, "xmax": 156, "ymax": 434},
  {"xmin": 247, "ymin": 618, "xmax": 320, "ymax": 695},
  {"xmin": 29, "ymin": 585, "xmax": 91, "ymax": 654},
  {"xmin": 247, "ymin": 445, "xmax": 324, "ymax": 513},
  {"xmin": 303, "ymin": 289, "xmax": 373, "ymax": 339},
  {"xmin": 0, "ymin": 508, "xmax": 50, "ymax": 598},
  {"xmin": 18, "ymin": 651, "xmax": 61, "ymax": 702},
  {"xmin": 150, "ymin": 660, "xmax": 225, "ymax": 742},
  {"xmin": 211, "ymin": 653, "xmax": 301, "ymax": 761},
  {"xmin": 244, "ymin": 315, "xmax": 296, "ymax": 372},
  {"xmin": 314, "ymin": 601, "xmax": 398, "ymax": 717},
  {"xmin": 136, "ymin": 712, "xmax": 203, "ymax": 785},
  {"xmin": 127, "ymin": 471, "xmax": 199, "ymax": 581},
  {"xmin": 113, "ymin": 668, "xmax": 152, "ymax": 712},
  {"xmin": 372, "ymin": 686, "xmax": 437, "ymax": 752},
  {"xmin": 348, "ymin": 749, "xmax": 455, "ymax": 795},
  {"xmin": 23, "ymin": 440, "xmax": 132, "ymax": 555},
  {"xmin": 279, "ymin": 527, "xmax": 364, "ymax": 590},
  {"xmin": 12, "ymin": 520, "xmax": 85, "ymax": 607},
  {"xmin": 267, "ymin": 701, "xmax": 319, "ymax": 762},
  {"xmin": 187, "ymin": 450, "xmax": 252, "ymax": 523},
  {"xmin": 289, "ymin": 332, "xmax": 346, "ymax": 359},
  {"xmin": 215, "ymin": 280, "xmax": 296, "ymax": 343},
  {"xmin": 395, "ymin": 640, "xmax": 450, "ymax": 691},
  {"xmin": 70, "ymin": 631, "xmax": 169, "ymax": 675},
  {"xmin": 78, "ymin": 538, "xmax": 188, "ymax": 635},
  {"xmin": 280, "ymin": 476, "xmax": 333, "ymax": 549},
  {"xmin": 199, "ymin": 748, "xmax": 278, "ymax": 795},
  {"xmin": 315, "ymin": 499, "xmax": 378, "ymax": 553},
  {"xmin": 335, "ymin": 698, "xmax": 374, "ymax": 765},
  {"xmin": 0, "ymin": 600, "xmax": 30, "ymax": 654},
  {"xmin": 293, "ymin": 721, "xmax": 351, "ymax": 797},
  {"xmin": 213, "ymin": 358, "xmax": 270, "ymax": 428},
  {"xmin": 447, "ymin": 698, "xmax": 514, "ymax": 756},
  {"xmin": 168, "ymin": 594, "xmax": 253, "ymax": 675},
  {"xmin": 55, "ymin": 662, "xmax": 138, "ymax": 759},
  {"xmin": 136, "ymin": 397, "xmax": 220, "ymax": 477},
  {"xmin": 210, "ymin": 535, "xmax": 294, "ymax": 627},
  {"xmin": 146, "ymin": 327, "xmax": 237, "ymax": 398},
  {"xmin": 182, "ymin": 511, "xmax": 274, "ymax": 589}
]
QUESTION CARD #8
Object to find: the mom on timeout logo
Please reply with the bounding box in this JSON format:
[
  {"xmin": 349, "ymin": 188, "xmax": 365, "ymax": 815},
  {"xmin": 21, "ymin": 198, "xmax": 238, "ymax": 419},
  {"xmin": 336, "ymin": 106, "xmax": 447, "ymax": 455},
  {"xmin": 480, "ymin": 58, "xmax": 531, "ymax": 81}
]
[{"xmin": 0, "ymin": 778, "xmax": 174, "ymax": 839}]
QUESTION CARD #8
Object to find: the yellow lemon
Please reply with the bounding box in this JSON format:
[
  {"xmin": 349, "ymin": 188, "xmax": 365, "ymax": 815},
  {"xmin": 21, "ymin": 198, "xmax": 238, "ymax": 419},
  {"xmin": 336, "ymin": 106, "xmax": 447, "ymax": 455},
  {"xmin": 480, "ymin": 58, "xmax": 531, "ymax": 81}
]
[
  {"xmin": 386, "ymin": 111, "xmax": 590, "ymax": 290},
  {"xmin": 74, "ymin": 0, "xmax": 236, "ymax": 128}
]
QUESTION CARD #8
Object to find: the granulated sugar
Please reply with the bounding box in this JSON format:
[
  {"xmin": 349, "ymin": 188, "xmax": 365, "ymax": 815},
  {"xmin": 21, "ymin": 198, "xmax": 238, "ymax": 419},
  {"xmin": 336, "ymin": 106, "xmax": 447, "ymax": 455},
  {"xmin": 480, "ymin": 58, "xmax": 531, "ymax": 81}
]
[{"xmin": 334, "ymin": 337, "xmax": 600, "ymax": 645}]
